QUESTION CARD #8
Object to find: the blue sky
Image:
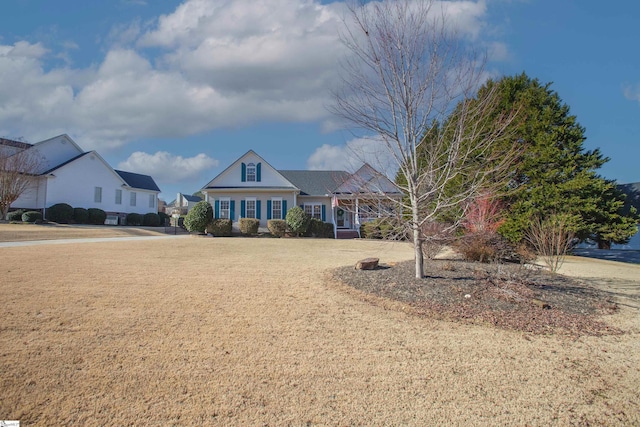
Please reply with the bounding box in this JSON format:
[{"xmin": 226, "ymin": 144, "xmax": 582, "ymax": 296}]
[{"xmin": 1, "ymin": 0, "xmax": 639, "ymax": 202}]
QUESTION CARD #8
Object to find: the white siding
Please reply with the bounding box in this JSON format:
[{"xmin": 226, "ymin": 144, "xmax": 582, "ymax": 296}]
[
  {"xmin": 45, "ymin": 154, "xmax": 157, "ymax": 215},
  {"xmin": 11, "ymin": 178, "xmax": 45, "ymax": 210},
  {"xmin": 33, "ymin": 135, "xmax": 83, "ymax": 174},
  {"xmin": 207, "ymin": 152, "xmax": 295, "ymax": 188}
]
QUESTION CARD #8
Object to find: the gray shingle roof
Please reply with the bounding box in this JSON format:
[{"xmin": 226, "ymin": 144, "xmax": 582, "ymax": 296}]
[
  {"xmin": 333, "ymin": 164, "xmax": 402, "ymax": 195},
  {"xmin": 115, "ymin": 170, "xmax": 161, "ymax": 192},
  {"xmin": 278, "ymin": 170, "xmax": 352, "ymax": 196},
  {"xmin": 0, "ymin": 138, "xmax": 32, "ymax": 150},
  {"xmin": 181, "ymin": 194, "xmax": 202, "ymax": 202}
]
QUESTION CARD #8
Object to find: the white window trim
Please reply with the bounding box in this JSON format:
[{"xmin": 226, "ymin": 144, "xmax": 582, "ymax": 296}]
[
  {"xmin": 246, "ymin": 163, "xmax": 256, "ymax": 182},
  {"xmin": 149, "ymin": 194, "xmax": 156, "ymax": 208},
  {"xmin": 115, "ymin": 189, "xmax": 122, "ymax": 205},
  {"xmin": 219, "ymin": 197, "xmax": 231, "ymax": 219},
  {"xmin": 271, "ymin": 197, "xmax": 282, "ymax": 220},
  {"xmin": 130, "ymin": 191, "xmax": 137, "ymax": 207},
  {"xmin": 94, "ymin": 187, "xmax": 102, "ymax": 203},
  {"xmin": 304, "ymin": 202, "xmax": 322, "ymax": 220},
  {"xmin": 245, "ymin": 197, "xmax": 257, "ymax": 219}
]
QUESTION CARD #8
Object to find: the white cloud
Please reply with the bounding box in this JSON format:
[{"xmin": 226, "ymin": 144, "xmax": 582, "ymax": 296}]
[
  {"xmin": 307, "ymin": 137, "xmax": 398, "ymax": 178},
  {"xmin": 623, "ymin": 83, "xmax": 640, "ymax": 102},
  {"xmin": 0, "ymin": 0, "xmax": 499, "ymax": 152},
  {"xmin": 117, "ymin": 151, "xmax": 218, "ymax": 183}
]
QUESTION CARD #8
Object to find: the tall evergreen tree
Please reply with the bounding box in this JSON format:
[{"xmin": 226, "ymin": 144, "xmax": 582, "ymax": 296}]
[{"xmin": 473, "ymin": 73, "xmax": 638, "ymax": 245}]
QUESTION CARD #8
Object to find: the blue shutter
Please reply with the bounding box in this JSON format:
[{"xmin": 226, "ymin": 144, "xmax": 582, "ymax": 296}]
[
  {"xmin": 267, "ymin": 200, "xmax": 272, "ymax": 220},
  {"xmin": 214, "ymin": 200, "xmax": 220, "ymax": 219},
  {"xmin": 230, "ymin": 200, "xmax": 235, "ymax": 221},
  {"xmin": 321, "ymin": 204, "xmax": 326, "ymax": 222},
  {"xmin": 256, "ymin": 162, "xmax": 262, "ymax": 182},
  {"xmin": 241, "ymin": 200, "xmax": 246, "ymax": 218},
  {"xmin": 282, "ymin": 200, "xmax": 287, "ymax": 218},
  {"xmin": 241, "ymin": 162, "xmax": 246, "ymax": 182},
  {"xmin": 256, "ymin": 200, "xmax": 261, "ymax": 219}
]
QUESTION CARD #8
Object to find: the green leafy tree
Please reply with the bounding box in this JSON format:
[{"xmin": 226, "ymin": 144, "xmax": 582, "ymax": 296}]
[
  {"xmin": 469, "ymin": 73, "xmax": 638, "ymax": 246},
  {"xmin": 184, "ymin": 201, "xmax": 213, "ymax": 233}
]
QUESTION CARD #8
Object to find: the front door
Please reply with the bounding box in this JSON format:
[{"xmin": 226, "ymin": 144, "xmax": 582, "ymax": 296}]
[{"xmin": 336, "ymin": 206, "xmax": 350, "ymax": 228}]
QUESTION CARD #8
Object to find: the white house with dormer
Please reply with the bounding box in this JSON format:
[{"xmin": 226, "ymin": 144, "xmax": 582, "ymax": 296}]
[{"xmin": 201, "ymin": 150, "xmax": 402, "ymax": 238}]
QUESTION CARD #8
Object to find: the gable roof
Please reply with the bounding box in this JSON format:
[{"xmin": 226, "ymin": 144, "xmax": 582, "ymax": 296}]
[
  {"xmin": 278, "ymin": 170, "xmax": 352, "ymax": 196},
  {"xmin": 202, "ymin": 149, "xmax": 298, "ymax": 190},
  {"xmin": 115, "ymin": 170, "xmax": 161, "ymax": 192},
  {"xmin": 0, "ymin": 138, "xmax": 32, "ymax": 150},
  {"xmin": 181, "ymin": 193, "xmax": 202, "ymax": 202},
  {"xmin": 333, "ymin": 163, "xmax": 402, "ymax": 195}
]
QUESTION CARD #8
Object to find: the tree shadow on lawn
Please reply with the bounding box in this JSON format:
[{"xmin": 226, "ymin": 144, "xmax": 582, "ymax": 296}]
[{"xmin": 332, "ymin": 259, "xmax": 621, "ymax": 336}]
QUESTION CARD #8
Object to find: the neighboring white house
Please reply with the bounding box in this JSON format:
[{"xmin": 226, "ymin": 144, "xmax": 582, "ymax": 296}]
[
  {"xmin": 200, "ymin": 150, "xmax": 402, "ymax": 238},
  {"xmin": 6, "ymin": 134, "xmax": 161, "ymax": 223},
  {"xmin": 165, "ymin": 193, "xmax": 202, "ymax": 215}
]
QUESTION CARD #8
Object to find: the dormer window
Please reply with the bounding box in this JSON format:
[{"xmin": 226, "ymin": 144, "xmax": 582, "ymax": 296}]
[{"xmin": 246, "ymin": 163, "xmax": 256, "ymax": 182}]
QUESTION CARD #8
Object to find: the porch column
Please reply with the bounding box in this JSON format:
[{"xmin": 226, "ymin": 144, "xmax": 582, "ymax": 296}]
[{"xmin": 355, "ymin": 197, "xmax": 360, "ymax": 228}]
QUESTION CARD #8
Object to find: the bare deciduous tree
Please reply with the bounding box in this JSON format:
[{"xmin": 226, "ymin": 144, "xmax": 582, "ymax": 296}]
[
  {"xmin": 331, "ymin": 0, "xmax": 519, "ymax": 278},
  {"xmin": 527, "ymin": 214, "xmax": 575, "ymax": 273},
  {"xmin": 0, "ymin": 143, "xmax": 44, "ymax": 220}
]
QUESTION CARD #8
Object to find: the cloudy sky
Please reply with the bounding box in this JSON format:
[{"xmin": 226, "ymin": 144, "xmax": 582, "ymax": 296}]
[{"xmin": 1, "ymin": 0, "xmax": 639, "ymax": 201}]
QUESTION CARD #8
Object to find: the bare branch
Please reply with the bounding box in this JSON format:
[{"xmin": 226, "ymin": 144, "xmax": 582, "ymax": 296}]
[
  {"xmin": 0, "ymin": 145, "xmax": 44, "ymax": 219},
  {"xmin": 331, "ymin": 0, "xmax": 519, "ymax": 278}
]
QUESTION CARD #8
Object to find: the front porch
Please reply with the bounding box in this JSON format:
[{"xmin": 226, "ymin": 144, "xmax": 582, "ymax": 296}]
[{"xmin": 331, "ymin": 197, "xmax": 398, "ymax": 239}]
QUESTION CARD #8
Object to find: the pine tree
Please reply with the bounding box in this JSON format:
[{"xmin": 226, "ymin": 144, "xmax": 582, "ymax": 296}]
[{"xmin": 479, "ymin": 73, "xmax": 638, "ymax": 245}]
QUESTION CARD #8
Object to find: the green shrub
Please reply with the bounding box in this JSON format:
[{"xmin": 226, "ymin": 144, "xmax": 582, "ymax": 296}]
[
  {"xmin": 22, "ymin": 211, "xmax": 42, "ymax": 223},
  {"xmin": 308, "ymin": 218, "xmax": 324, "ymax": 237},
  {"xmin": 239, "ymin": 218, "xmax": 259, "ymax": 235},
  {"xmin": 7, "ymin": 210, "xmax": 25, "ymax": 222},
  {"xmin": 267, "ymin": 219, "xmax": 287, "ymax": 237},
  {"xmin": 143, "ymin": 212, "xmax": 161, "ymax": 227},
  {"xmin": 126, "ymin": 213, "xmax": 143, "ymax": 226},
  {"xmin": 184, "ymin": 201, "xmax": 213, "ymax": 233},
  {"xmin": 361, "ymin": 219, "xmax": 405, "ymax": 240},
  {"xmin": 87, "ymin": 208, "xmax": 106, "ymax": 225},
  {"xmin": 207, "ymin": 219, "xmax": 233, "ymax": 236},
  {"xmin": 321, "ymin": 222, "xmax": 334, "ymax": 238},
  {"xmin": 361, "ymin": 221, "xmax": 381, "ymax": 239},
  {"xmin": 285, "ymin": 206, "xmax": 309, "ymax": 237},
  {"xmin": 47, "ymin": 203, "xmax": 73, "ymax": 223},
  {"xmin": 158, "ymin": 211, "xmax": 170, "ymax": 226},
  {"xmin": 73, "ymin": 207, "xmax": 89, "ymax": 224}
]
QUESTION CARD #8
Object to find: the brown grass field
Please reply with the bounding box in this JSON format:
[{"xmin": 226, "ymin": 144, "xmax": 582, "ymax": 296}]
[{"xmin": 1, "ymin": 224, "xmax": 639, "ymax": 425}]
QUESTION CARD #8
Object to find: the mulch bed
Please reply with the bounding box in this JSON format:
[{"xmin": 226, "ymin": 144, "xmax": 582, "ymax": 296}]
[{"xmin": 332, "ymin": 259, "xmax": 621, "ymax": 336}]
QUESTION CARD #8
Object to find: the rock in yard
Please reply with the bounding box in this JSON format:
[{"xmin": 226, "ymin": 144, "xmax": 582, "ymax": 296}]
[{"xmin": 355, "ymin": 257, "xmax": 379, "ymax": 270}]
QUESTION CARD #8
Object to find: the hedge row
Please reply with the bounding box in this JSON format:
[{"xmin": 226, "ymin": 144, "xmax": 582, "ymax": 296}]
[
  {"xmin": 207, "ymin": 219, "xmax": 232, "ymax": 236},
  {"xmin": 267, "ymin": 215, "xmax": 333, "ymax": 238},
  {"xmin": 42, "ymin": 202, "xmax": 163, "ymax": 226}
]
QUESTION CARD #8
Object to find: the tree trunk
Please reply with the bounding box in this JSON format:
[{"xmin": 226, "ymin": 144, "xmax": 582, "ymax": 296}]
[
  {"xmin": 598, "ymin": 240, "xmax": 611, "ymax": 250},
  {"xmin": 414, "ymin": 230, "xmax": 424, "ymax": 279},
  {"xmin": 412, "ymin": 200, "xmax": 424, "ymax": 279}
]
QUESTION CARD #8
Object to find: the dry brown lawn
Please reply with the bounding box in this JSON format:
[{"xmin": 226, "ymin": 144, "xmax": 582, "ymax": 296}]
[
  {"xmin": 1, "ymin": 229, "xmax": 639, "ymax": 425},
  {"xmin": 0, "ymin": 223, "xmax": 168, "ymax": 242}
]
